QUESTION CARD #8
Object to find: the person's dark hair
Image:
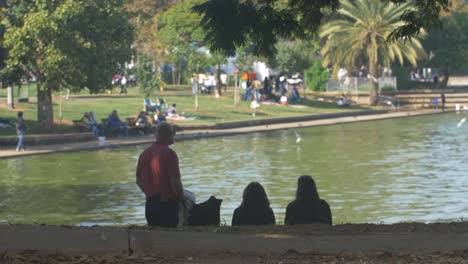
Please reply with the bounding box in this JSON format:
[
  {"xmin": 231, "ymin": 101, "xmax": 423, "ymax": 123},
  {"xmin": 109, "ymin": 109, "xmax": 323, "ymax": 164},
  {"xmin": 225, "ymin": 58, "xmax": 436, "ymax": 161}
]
[
  {"xmin": 17, "ymin": 112, "xmax": 23, "ymax": 118},
  {"xmin": 241, "ymin": 182, "xmax": 270, "ymax": 210},
  {"xmin": 296, "ymin": 175, "xmax": 320, "ymax": 202}
]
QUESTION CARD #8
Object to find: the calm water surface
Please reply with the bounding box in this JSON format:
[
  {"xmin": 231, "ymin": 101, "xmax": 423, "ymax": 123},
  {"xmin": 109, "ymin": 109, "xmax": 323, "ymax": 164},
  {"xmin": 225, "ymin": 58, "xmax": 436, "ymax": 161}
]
[{"xmin": 2, "ymin": 113, "xmax": 468, "ymax": 225}]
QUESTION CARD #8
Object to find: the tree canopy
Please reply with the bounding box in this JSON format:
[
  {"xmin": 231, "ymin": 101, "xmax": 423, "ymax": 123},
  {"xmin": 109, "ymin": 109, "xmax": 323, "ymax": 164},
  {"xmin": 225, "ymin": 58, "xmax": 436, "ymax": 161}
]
[
  {"xmin": 320, "ymin": 0, "xmax": 426, "ymax": 105},
  {"xmin": 423, "ymin": 10, "xmax": 468, "ymax": 85},
  {"xmin": 1, "ymin": 0, "xmax": 134, "ymax": 129},
  {"xmin": 193, "ymin": 0, "xmax": 451, "ymax": 58}
]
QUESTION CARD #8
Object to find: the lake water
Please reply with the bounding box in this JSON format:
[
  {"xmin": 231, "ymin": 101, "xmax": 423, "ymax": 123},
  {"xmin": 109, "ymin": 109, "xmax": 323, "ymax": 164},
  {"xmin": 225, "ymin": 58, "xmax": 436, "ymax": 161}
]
[{"xmin": 1, "ymin": 113, "xmax": 468, "ymax": 226}]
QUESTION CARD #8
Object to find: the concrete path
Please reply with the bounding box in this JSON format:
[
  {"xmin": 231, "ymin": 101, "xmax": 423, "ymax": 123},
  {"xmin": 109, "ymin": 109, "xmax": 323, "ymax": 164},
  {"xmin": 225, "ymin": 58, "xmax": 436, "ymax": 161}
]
[{"xmin": 0, "ymin": 109, "xmax": 443, "ymax": 159}]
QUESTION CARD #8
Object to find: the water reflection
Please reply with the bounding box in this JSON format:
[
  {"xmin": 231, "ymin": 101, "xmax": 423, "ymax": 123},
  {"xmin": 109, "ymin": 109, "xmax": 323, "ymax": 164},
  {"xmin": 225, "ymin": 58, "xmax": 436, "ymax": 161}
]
[{"xmin": 2, "ymin": 113, "xmax": 468, "ymax": 225}]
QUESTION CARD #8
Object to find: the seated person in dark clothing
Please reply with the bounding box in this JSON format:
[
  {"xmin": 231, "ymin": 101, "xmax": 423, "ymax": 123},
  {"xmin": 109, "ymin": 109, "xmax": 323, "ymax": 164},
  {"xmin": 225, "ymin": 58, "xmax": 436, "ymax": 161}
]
[
  {"xmin": 108, "ymin": 110, "xmax": 128, "ymax": 137},
  {"xmin": 135, "ymin": 111, "xmax": 151, "ymax": 135},
  {"xmin": 285, "ymin": 175, "xmax": 332, "ymax": 225},
  {"xmin": 232, "ymin": 182, "xmax": 276, "ymax": 226}
]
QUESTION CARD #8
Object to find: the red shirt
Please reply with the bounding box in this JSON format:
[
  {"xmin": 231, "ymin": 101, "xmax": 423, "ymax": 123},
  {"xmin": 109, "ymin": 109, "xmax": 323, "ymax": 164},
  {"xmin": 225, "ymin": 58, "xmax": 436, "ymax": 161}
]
[{"xmin": 136, "ymin": 142, "xmax": 181, "ymax": 200}]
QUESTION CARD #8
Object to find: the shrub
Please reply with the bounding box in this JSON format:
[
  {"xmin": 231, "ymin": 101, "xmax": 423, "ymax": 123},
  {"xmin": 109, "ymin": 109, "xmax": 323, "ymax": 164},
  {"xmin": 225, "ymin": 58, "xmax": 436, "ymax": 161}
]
[{"xmin": 304, "ymin": 60, "xmax": 329, "ymax": 92}]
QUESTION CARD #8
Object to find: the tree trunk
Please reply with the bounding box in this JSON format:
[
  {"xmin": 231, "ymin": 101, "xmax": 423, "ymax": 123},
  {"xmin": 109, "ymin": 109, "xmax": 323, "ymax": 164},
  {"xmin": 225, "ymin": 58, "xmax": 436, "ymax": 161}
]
[
  {"xmin": 171, "ymin": 65, "xmax": 176, "ymax": 85},
  {"xmin": 369, "ymin": 60, "xmax": 379, "ymax": 106},
  {"xmin": 177, "ymin": 64, "xmax": 181, "ymax": 85},
  {"xmin": 37, "ymin": 83, "xmax": 54, "ymax": 131},
  {"xmin": 7, "ymin": 86, "xmax": 14, "ymax": 109},
  {"xmin": 216, "ymin": 64, "xmax": 222, "ymax": 96},
  {"xmin": 156, "ymin": 64, "xmax": 164, "ymax": 92}
]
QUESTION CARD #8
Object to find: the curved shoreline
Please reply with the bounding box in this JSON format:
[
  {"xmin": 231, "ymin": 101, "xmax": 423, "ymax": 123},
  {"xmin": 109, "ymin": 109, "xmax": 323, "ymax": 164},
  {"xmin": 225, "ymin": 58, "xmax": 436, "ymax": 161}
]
[
  {"xmin": 0, "ymin": 109, "xmax": 445, "ymax": 159},
  {"xmin": 1, "ymin": 109, "xmax": 466, "ymax": 261}
]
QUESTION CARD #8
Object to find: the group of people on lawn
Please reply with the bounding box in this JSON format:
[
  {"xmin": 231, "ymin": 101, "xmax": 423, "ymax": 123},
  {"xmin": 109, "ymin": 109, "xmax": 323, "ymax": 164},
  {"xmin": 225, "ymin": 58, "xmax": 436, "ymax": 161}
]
[
  {"xmin": 136, "ymin": 122, "xmax": 332, "ymax": 227},
  {"xmin": 79, "ymin": 110, "xmax": 129, "ymax": 138},
  {"xmin": 79, "ymin": 102, "xmax": 180, "ymax": 138},
  {"xmin": 243, "ymin": 75, "xmax": 302, "ymax": 106}
]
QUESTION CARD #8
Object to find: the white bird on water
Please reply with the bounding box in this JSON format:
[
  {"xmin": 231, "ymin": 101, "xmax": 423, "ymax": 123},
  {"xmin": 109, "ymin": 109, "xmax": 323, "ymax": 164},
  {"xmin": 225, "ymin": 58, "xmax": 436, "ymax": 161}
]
[
  {"xmin": 457, "ymin": 118, "xmax": 466, "ymax": 128},
  {"xmin": 293, "ymin": 130, "xmax": 302, "ymax": 143}
]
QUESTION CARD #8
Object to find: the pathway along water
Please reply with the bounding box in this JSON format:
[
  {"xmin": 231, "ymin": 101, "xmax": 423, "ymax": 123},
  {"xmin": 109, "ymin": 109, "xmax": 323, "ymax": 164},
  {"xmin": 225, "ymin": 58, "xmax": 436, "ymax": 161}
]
[{"xmin": 1, "ymin": 112, "xmax": 468, "ymax": 226}]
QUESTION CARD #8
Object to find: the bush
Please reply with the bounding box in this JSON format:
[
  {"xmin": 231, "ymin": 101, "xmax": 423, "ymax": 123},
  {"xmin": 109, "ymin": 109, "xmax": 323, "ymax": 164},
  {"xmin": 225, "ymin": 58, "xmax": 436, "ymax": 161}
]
[
  {"xmin": 304, "ymin": 60, "xmax": 329, "ymax": 92},
  {"xmin": 380, "ymin": 85, "xmax": 396, "ymax": 92}
]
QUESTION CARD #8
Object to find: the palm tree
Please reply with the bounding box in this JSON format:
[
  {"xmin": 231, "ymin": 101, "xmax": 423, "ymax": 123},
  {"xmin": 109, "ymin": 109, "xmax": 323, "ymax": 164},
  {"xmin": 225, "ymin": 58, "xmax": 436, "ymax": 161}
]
[{"xmin": 320, "ymin": 0, "xmax": 426, "ymax": 105}]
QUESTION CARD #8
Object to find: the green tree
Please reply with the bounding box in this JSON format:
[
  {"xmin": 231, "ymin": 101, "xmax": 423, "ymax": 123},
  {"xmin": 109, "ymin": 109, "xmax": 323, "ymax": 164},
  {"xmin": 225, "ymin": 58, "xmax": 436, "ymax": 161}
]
[
  {"xmin": 304, "ymin": 60, "xmax": 330, "ymax": 92},
  {"xmin": 157, "ymin": 0, "xmax": 205, "ymax": 85},
  {"xmin": 423, "ymin": 10, "xmax": 468, "ymax": 88},
  {"xmin": 2, "ymin": 0, "xmax": 134, "ymax": 130},
  {"xmin": 135, "ymin": 54, "xmax": 161, "ymax": 98},
  {"xmin": 186, "ymin": 46, "xmax": 210, "ymax": 75},
  {"xmin": 268, "ymin": 39, "xmax": 318, "ymax": 76},
  {"xmin": 320, "ymin": 0, "xmax": 426, "ymax": 105},
  {"xmin": 193, "ymin": 0, "xmax": 450, "ymax": 58}
]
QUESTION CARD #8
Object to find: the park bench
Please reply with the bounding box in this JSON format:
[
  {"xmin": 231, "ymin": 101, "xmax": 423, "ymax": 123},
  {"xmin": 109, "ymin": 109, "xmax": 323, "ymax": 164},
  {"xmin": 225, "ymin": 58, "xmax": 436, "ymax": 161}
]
[
  {"xmin": 72, "ymin": 119, "xmax": 88, "ymax": 132},
  {"xmin": 101, "ymin": 118, "xmax": 120, "ymax": 137}
]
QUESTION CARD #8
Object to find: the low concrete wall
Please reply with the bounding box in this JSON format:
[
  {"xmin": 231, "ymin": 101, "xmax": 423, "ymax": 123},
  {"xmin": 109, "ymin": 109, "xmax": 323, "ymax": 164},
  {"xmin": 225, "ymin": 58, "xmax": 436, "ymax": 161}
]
[
  {"xmin": 0, "ymin": 133, "xmax": 95, "ymax": 147},
  {"xmin": 2, "ymin": 224, "xmax": 468, "ymax": 255},
  {"xmin": 193, "ymin": 110, "xmax": 388, "ymax": 130}
]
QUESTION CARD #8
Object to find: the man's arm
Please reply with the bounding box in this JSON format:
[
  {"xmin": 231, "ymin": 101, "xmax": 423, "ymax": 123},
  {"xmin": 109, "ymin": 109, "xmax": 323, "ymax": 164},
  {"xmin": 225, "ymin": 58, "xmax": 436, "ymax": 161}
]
[{"xmin": 168, "ymin": 151, "xmax": 183, "ymax": 200}]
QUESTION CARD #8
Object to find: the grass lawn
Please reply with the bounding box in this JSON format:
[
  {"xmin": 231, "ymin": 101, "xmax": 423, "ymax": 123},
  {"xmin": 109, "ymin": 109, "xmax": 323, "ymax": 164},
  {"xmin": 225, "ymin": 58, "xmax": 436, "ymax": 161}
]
[{"xmin": 0, "ymin": 85, "xmax": 368, "ymax": 136}]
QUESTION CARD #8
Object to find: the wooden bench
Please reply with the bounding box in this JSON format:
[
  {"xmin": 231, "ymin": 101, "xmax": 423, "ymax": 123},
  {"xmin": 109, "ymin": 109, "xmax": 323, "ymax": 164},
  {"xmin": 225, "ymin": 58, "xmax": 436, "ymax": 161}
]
[{"xmin": 72, "ymin": 120, "xmax": 88, "ymax": 132}]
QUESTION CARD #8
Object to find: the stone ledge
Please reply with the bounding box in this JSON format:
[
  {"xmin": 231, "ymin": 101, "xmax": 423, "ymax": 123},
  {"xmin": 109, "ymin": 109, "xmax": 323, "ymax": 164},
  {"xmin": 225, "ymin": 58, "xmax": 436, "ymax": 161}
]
[
  {"xmin": 0, "ymin": 225, "xmax": 128, "ymax": 254},
  {"xmin": 0, "ymin": 133, "xmax": 95, "ymax": 147}
]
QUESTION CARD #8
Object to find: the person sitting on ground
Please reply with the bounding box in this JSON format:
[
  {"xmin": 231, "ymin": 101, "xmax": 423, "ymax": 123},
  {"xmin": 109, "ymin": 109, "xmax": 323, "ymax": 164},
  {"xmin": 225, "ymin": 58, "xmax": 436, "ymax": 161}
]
[
  {"xmin": 285, "ymin": 175, "xmax": 332, "ymax": 225},
  {"xmin": 232, "ymin": 182, "xmax": 276, "ymax": 226},
  {"xmin": 337, "ymin": 94, "xmax": 350, "ymax": 107},
  {"xmin": 145, "ymin": 98, "xmax": 160, "ymax": 112},
  {"xmin": 153, "ymin": 108, "xmax": 166, "ymax": 125},
  {"xmin": 135, "ymin": 110, "xmax": 151, "ymax": 135},
  {"xmin": 167, "ymin": 104, "xmax": 177, "ymax": 116},
  {"xmin": 108, "ymin": 110, "xmax": 128, "ymax": 137},
  {"xmin": 165, "ymin": 104, "xmax": 186, "ymax": 120}
]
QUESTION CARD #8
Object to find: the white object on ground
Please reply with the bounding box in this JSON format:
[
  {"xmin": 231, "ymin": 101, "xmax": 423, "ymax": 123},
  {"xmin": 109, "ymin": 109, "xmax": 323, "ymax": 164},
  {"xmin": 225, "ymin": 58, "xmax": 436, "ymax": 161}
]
[
  {"xmin": 98, "ymin": 136, "xmax": 106, "ymax": 146},
  {"xmin": 457, "ymin": 118, "xmax": 466, "ymax": 128}
]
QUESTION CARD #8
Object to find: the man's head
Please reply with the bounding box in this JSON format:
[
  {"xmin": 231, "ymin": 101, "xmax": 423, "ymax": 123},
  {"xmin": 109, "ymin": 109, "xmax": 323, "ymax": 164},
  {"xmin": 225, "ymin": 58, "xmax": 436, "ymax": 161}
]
[
  {"xmin": 156, "ymin": 122, "xmax": 175, "ymax": 145},
  {"xmin": 17, "ymin": 112, "xmax": 23, "ymax": 118}
]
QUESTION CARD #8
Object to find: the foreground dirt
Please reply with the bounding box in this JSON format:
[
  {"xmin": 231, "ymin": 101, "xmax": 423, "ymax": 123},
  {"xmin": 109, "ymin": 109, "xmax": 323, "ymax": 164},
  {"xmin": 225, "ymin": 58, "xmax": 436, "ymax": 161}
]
[{"xmin": 2, "ymin": 250, "xmax": 468, "ymax": 264}]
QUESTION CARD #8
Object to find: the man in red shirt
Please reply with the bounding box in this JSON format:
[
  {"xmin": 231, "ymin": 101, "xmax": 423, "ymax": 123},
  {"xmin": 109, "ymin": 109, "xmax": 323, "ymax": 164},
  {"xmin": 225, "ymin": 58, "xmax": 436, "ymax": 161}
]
[{"xmin": 136, "ymin": 122, "xmax": 183, "ymax": 227}]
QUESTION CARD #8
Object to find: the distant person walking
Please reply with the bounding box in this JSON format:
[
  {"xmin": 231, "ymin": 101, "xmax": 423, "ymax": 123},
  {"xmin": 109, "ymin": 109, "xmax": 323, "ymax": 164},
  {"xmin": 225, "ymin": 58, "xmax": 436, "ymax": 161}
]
[
  {"xmin": 136, "ymin": 122, "xmax": 184, "ymax": 227},
  {"xmin": 15, "ymin": 112, "xmax": 26, "ymax": 152},
  {"xmin": 120, "ymin": 76, "xmax": 127, "ymax": 95}
]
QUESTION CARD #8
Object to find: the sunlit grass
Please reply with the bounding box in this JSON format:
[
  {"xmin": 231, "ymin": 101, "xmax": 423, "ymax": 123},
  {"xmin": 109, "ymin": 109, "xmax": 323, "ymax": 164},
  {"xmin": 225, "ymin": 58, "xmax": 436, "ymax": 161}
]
[{"xmin": 0, "ymin": 85, "xmax": 367, "ymax": 136}]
